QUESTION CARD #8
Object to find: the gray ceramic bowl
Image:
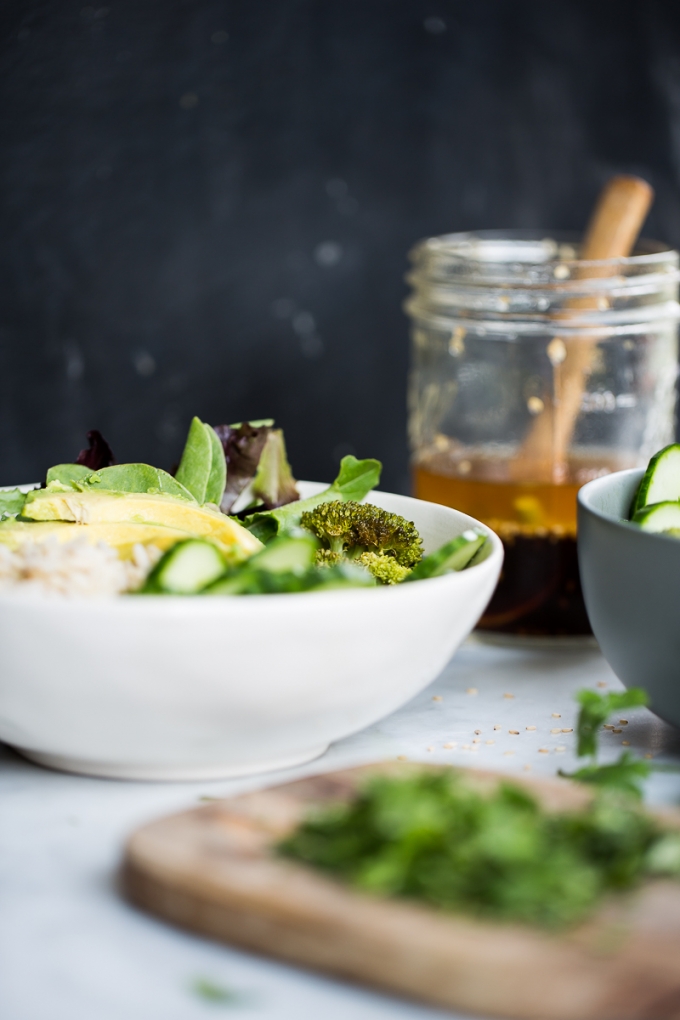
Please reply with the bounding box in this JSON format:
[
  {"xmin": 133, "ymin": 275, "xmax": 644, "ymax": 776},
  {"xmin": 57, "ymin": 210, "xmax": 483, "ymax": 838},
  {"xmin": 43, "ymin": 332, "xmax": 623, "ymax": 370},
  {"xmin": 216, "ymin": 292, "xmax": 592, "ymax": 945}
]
[{"xmin": 578, "ymin": 468, "xmax": 680, "ymax": 728}]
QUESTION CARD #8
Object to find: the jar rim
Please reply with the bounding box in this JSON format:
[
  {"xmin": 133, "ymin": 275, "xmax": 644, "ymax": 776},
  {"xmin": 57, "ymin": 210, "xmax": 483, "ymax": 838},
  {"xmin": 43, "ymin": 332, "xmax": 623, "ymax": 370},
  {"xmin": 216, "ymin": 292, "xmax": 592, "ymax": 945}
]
[{"xmin": 409, "ymin": 230, "xmax": 677, "ymax": 270}]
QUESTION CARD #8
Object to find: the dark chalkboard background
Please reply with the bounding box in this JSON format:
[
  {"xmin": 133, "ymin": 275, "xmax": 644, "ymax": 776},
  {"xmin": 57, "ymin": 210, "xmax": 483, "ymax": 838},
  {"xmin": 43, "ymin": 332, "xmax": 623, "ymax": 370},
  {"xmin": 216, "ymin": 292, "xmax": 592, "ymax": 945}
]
[{"xmin": 2, "ymin": 0, "xmax": 680, "ymax": 492}]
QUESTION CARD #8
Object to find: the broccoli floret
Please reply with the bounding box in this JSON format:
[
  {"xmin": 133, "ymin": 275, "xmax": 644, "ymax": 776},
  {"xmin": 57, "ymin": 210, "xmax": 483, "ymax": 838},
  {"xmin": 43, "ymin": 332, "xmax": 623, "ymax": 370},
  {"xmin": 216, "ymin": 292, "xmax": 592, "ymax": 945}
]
[
  {"xmin": 357, "ymin": 552, "xmax": 412, "ymax": 585},
  {"xmin": 300, "ymin": 500, "xmax": 423, "ymax": 577},
  {"xmin": 315, "ymin": 548, "xmax": 343, "ymax": 568}
]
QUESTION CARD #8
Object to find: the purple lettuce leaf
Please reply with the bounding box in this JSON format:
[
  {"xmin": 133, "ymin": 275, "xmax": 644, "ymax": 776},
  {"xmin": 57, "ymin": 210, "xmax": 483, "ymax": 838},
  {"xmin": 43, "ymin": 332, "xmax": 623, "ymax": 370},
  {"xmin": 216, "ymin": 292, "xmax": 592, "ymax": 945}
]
[
  {"xmin": 76, "ymin": 430, "xmax": 116, "ymax": 470},
  {"xmin": 213, "ymin": 422, "xmax": 298, "ymax": 514}
]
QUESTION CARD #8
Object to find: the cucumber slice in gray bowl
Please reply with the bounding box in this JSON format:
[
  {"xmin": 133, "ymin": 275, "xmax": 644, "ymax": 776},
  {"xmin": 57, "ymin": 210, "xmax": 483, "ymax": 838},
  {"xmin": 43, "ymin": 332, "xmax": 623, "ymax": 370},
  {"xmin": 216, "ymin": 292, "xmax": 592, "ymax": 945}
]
[
  {"xmin": 633, "ymin": 501, "xmax": 680, "ymax": 533},
  {"xmin": 631, "ymin": 443, "xmax": 680, "ymax": 515}
]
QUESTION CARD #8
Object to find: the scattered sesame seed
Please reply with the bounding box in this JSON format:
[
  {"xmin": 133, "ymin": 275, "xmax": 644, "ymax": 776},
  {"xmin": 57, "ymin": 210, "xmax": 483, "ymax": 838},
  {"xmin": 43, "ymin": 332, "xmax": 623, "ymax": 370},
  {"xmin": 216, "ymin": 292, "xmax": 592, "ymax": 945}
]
[
  {"xmin": 397, "ymin": 755, "xmax": 408, "ymax": 761},
  {"xmin": 550, "ymin": 728, "xmax": 561, "ymax": 734},
  {"xmin": 485, "ymin": 740, "xmax": 495, "ymax": 745},
  {"xmin": 526, "ymin": 725, "xmax": 536, "ymax": 731},
  {"xmin": 612, "ymin": 728, "xmax": 623, "ymax": 734},
  {"xmin": 503, "ymin": 750, "xmax": 515, "ymax": 756},
  {"xmin": 509, "ymin": 730, "xmax": 520, "ymax": 735},
  {"xmin": 494, "ymin": 725, "xmax": 502, "ymax": 731},
  {"xmin": 555, "ymin": 746, "xmax": 567, "ymax": 753},
  {"xmin": 503, "ymin": 693, "xmax": 515, "ymax": 699},
  {"xmin": 538, "ymin": 748, "xmax": 549, "ymax": 754},
  {"xmin": 466, "ymin": 687, "xmax": 478, "ymax": 695},
  {"xmin": 561, "ymin": 727, "xmax": 573, "ymax": 733},
  {"xmin": 551, "ymin": 713, "xmax": 561, "ymax": 718},
  {"xmin": 432, "ymin": 695, "xmax": 442, "ymax": 702},
  {"xmin": 597, "ymin": 682, "xmax": 608, "ymax": 688},
  {"xmin": 443, "ymin": 742, "xmax": 456, "ymax": 749},
  {"xmin": 622, "ymin": 741, "xmax": 630, "ymax": 747},
  {"xmin": 619, "ymin": 719, "xmax": 628, "ymax": 725}
]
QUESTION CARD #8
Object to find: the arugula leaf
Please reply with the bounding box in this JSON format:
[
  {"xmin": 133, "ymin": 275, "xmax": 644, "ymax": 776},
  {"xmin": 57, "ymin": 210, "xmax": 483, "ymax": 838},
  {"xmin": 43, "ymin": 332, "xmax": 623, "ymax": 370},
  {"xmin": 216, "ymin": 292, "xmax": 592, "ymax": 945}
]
[
  {"xmin": 575, "ymin": 688, "xmax": 649, "ymax": 757},
  {"xmin": 0, "ymin": 488, "xmax": 27, "ymax": 520},
  {"xmin": 559, "ymin": 752, "xmax": 652, "ymax": 800},
  {"xmin": 243, "ymin": 456, "xmax": 381, "ymax": 543}
]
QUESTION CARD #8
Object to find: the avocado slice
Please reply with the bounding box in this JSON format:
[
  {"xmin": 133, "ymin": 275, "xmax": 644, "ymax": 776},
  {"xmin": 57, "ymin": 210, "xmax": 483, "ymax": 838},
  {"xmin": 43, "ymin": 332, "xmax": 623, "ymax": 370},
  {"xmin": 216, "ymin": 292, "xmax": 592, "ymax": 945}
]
[
  {"xmin": 21, "ymin": 489, "xmax": 262, "ymax": 558},
  {"xmin": 0, "ymin": 519, "xmax": 206, "ymax": 559}
]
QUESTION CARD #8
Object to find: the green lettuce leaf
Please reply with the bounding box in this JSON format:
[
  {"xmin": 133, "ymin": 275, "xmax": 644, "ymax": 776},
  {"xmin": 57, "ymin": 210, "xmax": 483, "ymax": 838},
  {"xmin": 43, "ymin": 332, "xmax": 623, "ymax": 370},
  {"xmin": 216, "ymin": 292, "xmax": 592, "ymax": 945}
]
[{"xmin": 243, "ymin": 456, "xmax": 381, "ymax": 543}]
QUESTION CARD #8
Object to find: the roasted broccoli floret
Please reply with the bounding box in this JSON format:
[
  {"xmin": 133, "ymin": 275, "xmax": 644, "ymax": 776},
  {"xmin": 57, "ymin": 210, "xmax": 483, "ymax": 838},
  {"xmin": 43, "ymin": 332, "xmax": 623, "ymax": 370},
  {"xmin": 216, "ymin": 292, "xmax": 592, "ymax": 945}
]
[
  {"xmin": 357, "ymin": 552, "xmax": 411, "ymax": 585},
  {"xmin": 299, "ymin": 500, "xmax": 422, "ymax": 583}
]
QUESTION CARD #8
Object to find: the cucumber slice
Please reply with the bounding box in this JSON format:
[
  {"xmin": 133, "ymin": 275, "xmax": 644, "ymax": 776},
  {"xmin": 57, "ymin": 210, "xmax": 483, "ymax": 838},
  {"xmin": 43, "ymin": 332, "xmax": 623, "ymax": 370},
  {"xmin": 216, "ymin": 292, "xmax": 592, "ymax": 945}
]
[
  {"xmin": 633, "ymin": 501, "xmax": 680, "ymax": 533},
  {"xmin": 405, "ymin": 528, "xmax": 488, "ymax": 582},
  {"xmin": 248, "ymin": 534, "xmax": 318, "ymax": 574},
  {"xmin": 144, "ymin": 539, "xmax": 226, "ymax": 594},
  {"xmin": 632, "ymin": 444, "xmax": 680, "ymax": 515}
]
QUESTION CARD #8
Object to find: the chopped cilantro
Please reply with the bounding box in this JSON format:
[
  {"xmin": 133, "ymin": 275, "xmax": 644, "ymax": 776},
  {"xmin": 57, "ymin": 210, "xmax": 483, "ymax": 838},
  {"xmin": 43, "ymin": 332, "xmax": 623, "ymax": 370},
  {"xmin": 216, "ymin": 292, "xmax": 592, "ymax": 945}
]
[
  {"xmin": 279, "ymin": 770, "xmax": 673, "ymax": 929},
  {"xmin": 191, "ymin": 977, "xmax": 243, "ymax": 1006}
]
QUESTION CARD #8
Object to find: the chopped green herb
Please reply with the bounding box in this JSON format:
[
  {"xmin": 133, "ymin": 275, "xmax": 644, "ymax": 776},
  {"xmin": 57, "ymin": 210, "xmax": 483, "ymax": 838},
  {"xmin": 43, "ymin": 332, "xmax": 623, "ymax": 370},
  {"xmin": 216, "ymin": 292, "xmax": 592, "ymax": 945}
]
[
  {"xmin": 279, "ymin": 770, "xmax": 672, "ymax": 929},
  {"xmin": 574, "ymin": 688, "xmax": 649, "ymax": 757},
  {"xmin": 191, "ymin": 977, "xmax": 243, "ymax": 1005},
  {"xmin": 560, "ymin": 752, "xmax": 652, "ymax": 800}
]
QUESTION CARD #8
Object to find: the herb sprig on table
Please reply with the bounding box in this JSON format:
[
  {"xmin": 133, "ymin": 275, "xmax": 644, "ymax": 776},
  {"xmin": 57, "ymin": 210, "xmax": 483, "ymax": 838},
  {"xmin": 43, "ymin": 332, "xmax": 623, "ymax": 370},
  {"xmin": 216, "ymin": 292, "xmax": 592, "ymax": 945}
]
[{"xmin": 560, "ymin": 687, "xmax": 655, "ymax": 798}]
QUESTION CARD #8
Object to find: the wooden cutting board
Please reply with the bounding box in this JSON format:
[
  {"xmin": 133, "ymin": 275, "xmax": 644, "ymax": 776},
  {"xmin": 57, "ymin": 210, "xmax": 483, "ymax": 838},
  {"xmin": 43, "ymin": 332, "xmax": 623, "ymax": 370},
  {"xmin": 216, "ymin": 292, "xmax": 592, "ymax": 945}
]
[{"xmin": 122, "ymin": 763, "xmax": 680, "ymax": 1020}]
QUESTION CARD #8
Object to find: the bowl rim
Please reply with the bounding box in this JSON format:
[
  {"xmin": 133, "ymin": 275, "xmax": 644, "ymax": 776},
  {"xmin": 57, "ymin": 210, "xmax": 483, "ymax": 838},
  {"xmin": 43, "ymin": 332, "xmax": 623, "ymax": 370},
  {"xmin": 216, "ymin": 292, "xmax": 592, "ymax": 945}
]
[{"xmin": 0, "ymin": 483, "xmax": 504, "ymax": 609}]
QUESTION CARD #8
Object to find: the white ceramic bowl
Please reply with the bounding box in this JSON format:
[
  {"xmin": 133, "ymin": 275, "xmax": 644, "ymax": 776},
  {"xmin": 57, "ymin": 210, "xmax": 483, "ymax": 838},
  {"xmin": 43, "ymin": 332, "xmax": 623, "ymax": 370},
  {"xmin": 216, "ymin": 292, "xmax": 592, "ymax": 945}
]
[{"xmin": 0, "ymin": 485, "xmax": 502, "ymax": 780}]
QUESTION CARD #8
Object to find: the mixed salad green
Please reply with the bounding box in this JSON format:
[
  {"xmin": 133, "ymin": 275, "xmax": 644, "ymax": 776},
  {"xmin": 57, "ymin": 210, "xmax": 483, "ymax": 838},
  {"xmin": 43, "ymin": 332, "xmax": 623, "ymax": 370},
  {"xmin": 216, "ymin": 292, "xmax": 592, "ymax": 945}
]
[{"xmin": 0, "ymin": 417, "xmax": 489, "ymax": 595}]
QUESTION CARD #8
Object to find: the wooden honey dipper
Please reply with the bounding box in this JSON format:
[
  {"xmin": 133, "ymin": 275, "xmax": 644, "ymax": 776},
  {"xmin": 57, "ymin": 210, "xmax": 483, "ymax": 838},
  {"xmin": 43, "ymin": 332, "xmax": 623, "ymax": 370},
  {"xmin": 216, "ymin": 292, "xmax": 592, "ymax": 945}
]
[{"xmin": 512, "ymin": 175, "xmax": 654, "ymax": 483}]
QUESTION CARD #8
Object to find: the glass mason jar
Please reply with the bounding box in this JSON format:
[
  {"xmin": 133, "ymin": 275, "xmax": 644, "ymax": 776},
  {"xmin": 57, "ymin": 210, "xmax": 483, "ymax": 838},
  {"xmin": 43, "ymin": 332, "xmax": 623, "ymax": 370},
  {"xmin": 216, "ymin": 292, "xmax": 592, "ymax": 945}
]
[{"xmin": 406, "ymin": 231, "xmax": 680, "ymax": 636}]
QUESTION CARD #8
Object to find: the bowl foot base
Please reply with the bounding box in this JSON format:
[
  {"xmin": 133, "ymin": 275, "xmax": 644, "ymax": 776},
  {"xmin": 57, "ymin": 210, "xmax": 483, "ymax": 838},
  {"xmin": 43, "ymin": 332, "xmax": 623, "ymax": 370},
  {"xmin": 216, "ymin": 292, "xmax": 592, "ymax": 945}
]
[{"xmin": 14, "ymin": 744, "xmax": 330, "ymax": 782}]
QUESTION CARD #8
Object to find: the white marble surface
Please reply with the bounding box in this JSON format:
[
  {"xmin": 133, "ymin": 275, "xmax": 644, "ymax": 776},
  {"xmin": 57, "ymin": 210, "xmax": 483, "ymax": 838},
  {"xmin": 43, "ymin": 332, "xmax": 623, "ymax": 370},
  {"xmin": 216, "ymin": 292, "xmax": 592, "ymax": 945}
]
[{"xmin": 2, "ymin": 637, "xmax": 680, "ymax": 1020}]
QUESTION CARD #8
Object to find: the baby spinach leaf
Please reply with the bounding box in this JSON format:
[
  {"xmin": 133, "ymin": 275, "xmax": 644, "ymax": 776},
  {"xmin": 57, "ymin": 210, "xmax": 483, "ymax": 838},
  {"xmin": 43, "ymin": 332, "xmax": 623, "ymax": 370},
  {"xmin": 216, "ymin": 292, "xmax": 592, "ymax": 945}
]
[
  {"xmin": 204, "ymin": 424, "xmax": 227, "ymax": 506},
  {"xmin": 0, "ymin": 488, "xmax": 27, "ymax": 520},
  {"xmin": 79, "ymin": 464, "xmax": 196, "ymax": 501},
  {"xmin": 175, "ymin": 417, "xmax": 227, "ymax": 505},
  {"xmin": 46, "ymin": 464, "xmax": 93, "ymax": 487},
  {"xmin": 175, "ymin": 417, "xmax": 213, "ymax": 503}
]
